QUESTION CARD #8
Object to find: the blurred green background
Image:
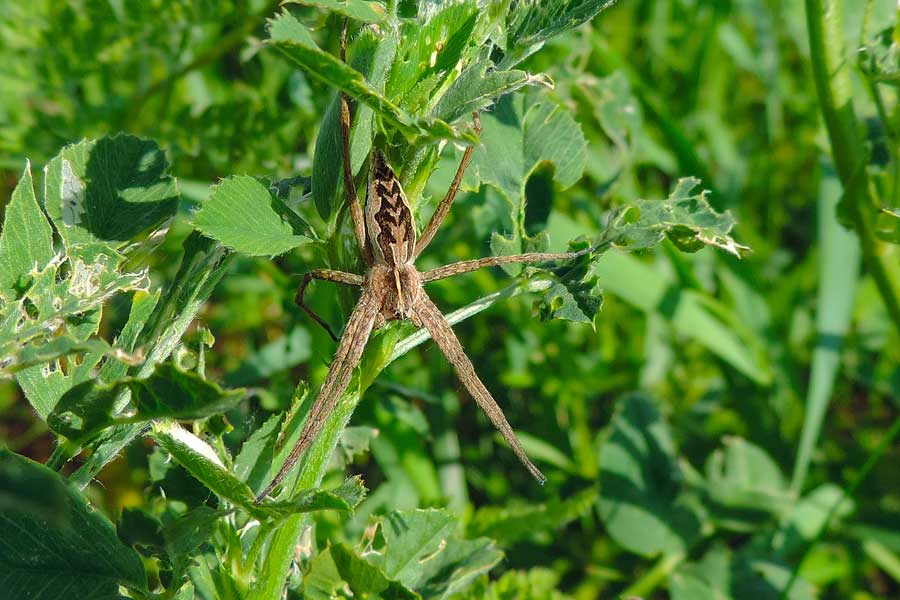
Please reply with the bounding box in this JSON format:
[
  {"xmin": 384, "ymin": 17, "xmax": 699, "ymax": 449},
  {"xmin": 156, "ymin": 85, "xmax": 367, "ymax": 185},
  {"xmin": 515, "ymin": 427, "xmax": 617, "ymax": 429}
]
[{"xmin": 2, "ymin": 1, "xmax": 900, "ymax": 598}]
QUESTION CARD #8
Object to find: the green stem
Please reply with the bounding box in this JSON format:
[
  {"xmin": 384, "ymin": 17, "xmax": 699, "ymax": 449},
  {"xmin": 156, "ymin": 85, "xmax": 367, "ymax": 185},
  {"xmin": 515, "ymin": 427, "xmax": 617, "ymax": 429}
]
[
  {"xmin": 621, "ymin": 551, "xmax": 686, "ymax": 598},
  {"xmin": 805, "ymin": 0, "xmax": 900, "ymax": 331}
]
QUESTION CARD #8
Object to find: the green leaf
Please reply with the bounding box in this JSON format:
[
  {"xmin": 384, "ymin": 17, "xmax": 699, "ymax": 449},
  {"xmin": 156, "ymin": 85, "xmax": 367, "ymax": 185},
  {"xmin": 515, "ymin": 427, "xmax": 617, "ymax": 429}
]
[
  {"xmin": 467, "ymin": 486, "xmax": 596, "ymax": 546},
  {"xmin": 452, "ymin": 568, "xmax": 569, "ymax": 600},
  {"xmin": 8, "ymin": 246, "xmax": 149, "ymax": 418},
  {"xmin": 162, "ymin": 506, "xmax": 227, "ymax": 559},
  {"xmin": 0, "ymin": 449, "xmax": 146, "ymax": 598},
  {"xmin": 69, "ymin": 233, "xmax": 233, "ymax": 489},
  {"xmin": 312, "ymin": 28, "xmax": 398, "ymax": 219},
  {"xmin": 503, "ymin": 0, "xmax": 618, "ymax": 67},
  {"xmin": 305, "ymin": 508, "xmax": 501, "ymax": 600},
  {"xmin": 790, "ymin": 168, "xmax": 861, "ymax": 492},
  {"xmin": 0, "ymin": 161, "xmax": 54, "ymax": 301},
  {"xmin": 4, "ymin": 337, "xmax": 129, "ymax": 375},
  {"xmin": 860, "ymin": 24, "xmax": 900, "ymax": 86},
  {"xmin": 48, "ymin": 362, "xmax": 245, "ymax": 443},
  {"xmin": 432, "ymin": 59, "xmax": 550, "ymax": 124},
  {"xmin": 670, "ymin": 544, "xmax": 816, "ymax": 600},
  {"xmin": 43, "ymin": 134, "xmax": 179, "ymax": 249},
  {"xmin": 267, "ymin": 11, "xmax": 470, "ymax": 142},
  {"xmin": 151, "ymin": 420, "xmax": 259, "ymax": 511},
  {"xmin": 307, "ymin": 543, "xmax": 419, "ymax": 600},
  {"xmin": 193, "ymin": 175, "xmax": 310, "ymax": 257},
  {"xmin": 703, "ymin": 437, "xmax": 793, "ymax": 530},
  {"xmin": 387, "ymin": 1, "xmax": 479, "ymax": 114},
  {"xmin": 773, "ymin": 484, "xmax": 854, "ymax": 557},
  {"xmin": 254, "ymin": 475, "xmax": 367, "ymax": 519},
  {"xmin": 531, "ymin": 241, "xmax": 602, "ymax": 323},
  {"xmin": 233, "ymin": 413, "xmax": 282, "ymax": 492},
  {"xmin": 601, "ymin": 178, "xmax": 749, "ymax": 258},
  {"xmin": 470, "ymin": 93, "xmax": 586, "ymax": 252},
  {"xmin": 368, "ymin": 508, "xmax": 504, "ymax": 597},
  {"xmin": 597, "ymin": 393, "xmax": 707, "ymax": 557},
  {"xmin": 283, "ymin": 0, "xmax": 389, "ymax": 23}
]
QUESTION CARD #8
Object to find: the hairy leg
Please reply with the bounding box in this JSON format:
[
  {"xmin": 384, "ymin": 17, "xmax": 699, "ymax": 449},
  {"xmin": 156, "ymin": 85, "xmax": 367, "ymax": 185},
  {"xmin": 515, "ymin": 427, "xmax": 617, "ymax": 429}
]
[
  {"xmin": 413, "ymin": 112, "xmax": 482, "ymax": 258},
  {"xmin": 413, "ymin": 292, "xmax": 546, "ymax": 484},
  {"xmin": 340, "ymin": 21, "xmax": 373, "ymax": 265},
  {"xmin": 296, "ymin": 269, "xmax": 365, "ymax": 341},
  {"xmin": 420, "ymin": 248, "xmax": 593, "ymax": 283},
  {"xmin": 256, "ymin": 287, "xmax": 380, "ymax": 503}
]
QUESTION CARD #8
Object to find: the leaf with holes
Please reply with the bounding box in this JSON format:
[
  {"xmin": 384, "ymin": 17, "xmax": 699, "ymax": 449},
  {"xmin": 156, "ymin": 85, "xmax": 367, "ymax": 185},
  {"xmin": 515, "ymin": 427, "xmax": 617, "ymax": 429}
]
[{"xmin": 600, "ymin": 178, "xmax": 749, "ymax": 257}]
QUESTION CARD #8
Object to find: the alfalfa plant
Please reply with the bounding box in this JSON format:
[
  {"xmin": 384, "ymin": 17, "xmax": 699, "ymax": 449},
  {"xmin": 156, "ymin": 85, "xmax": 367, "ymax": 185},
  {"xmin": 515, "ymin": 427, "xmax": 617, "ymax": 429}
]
[{"xmin": 0, "ymin": 1, "xmax": 745, "ymax": 598}]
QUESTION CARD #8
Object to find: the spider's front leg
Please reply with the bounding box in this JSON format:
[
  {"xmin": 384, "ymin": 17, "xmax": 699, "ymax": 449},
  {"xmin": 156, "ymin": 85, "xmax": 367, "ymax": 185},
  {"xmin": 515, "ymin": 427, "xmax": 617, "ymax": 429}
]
[
  {"xmin": 420, "ymin": 248, "xmax": 594, "ymax": 283},
  {"xmin": 339, "ymin": 21, "xmax": 373, "ymax": 266},
  {"xmin": 296, "ymin": 269, "xmax": 364, "ymax": 341},
  {"xmin": 414, "ymin": 112, "xmax": 482, "ymax": 258}
]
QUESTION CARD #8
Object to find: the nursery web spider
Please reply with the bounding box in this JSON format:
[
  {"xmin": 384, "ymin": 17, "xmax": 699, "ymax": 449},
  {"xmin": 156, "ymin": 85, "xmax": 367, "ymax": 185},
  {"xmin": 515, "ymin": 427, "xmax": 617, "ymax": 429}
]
[{"xmin": 256, "ymin": 31, "xmax": 590, "ymax": 503}]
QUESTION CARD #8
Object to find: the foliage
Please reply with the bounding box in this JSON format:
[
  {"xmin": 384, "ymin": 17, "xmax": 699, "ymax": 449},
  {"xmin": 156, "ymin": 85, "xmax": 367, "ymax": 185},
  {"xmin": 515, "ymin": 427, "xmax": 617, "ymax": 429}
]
[{"xmin": 2, "ymin": 0, "xmax": 900, "ymax": 599}]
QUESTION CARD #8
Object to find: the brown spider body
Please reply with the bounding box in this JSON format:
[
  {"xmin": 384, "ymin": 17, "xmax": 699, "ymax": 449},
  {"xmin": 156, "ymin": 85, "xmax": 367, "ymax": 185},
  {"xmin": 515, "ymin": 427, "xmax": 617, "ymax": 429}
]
[{"xmin": 366, "ymin": 152, "xmax": 422, "ymax": 324}]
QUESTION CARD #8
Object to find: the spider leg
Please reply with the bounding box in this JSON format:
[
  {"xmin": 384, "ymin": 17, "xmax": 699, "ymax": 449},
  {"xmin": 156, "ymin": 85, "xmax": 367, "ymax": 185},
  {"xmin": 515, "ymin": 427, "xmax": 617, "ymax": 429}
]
[
  {"xmin": 413, "ymin": 112, "xmax": 482, "ymax": 258},
  {"xmin": 420, "ymin": 248, "xmax": 593, "ymax": 283},
  {"xmin": 340, "ymin": 20, "xmax": 374, "ymax": 266},
  {"xmin": 412, "ymin": 292, "xmax": 546, "ymax": 484},
  {"xmin": 296, "ymin": 269, "xmax": 365, "ymax": 341},
  {"xmin": 256, "ymin": 287, "xmax": 381, "ymax": 503}
]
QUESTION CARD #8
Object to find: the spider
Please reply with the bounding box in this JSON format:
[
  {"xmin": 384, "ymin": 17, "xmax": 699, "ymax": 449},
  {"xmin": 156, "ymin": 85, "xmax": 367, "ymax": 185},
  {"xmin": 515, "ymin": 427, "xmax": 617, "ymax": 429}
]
[{"xmin": 255, "ymin": 30, "xmax": 591, "ymax": 503}]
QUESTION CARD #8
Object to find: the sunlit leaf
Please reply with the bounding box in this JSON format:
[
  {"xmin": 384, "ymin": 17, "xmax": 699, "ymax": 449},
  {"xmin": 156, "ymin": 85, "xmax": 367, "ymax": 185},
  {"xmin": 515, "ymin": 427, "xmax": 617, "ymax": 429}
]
[
  {"xmin": 530, "ymin": 241, "xmax": 601, "ymax": 324},
  {"xmin": 43, "ymin": 134, "xmax": 179, "ymax": 249},
  {"xmin": 703, "ymin": 437, "xmax": 793, "ymax": 531},
  {"xmin": 305, "ymin": 543, "xmax": 419, "ymax": 600},
  {"xmin": 368, "ymin": 508, "xmax": 504, "ymax": 597},
  {"xmin": 601, "ymin": 177, "xmax": 749, "ymax": 257},
  {"xmin": 0, "ymin": 162, "xmax": 54, "ymax": 301},
  {"xmin": 312, "ymin": 29, "xmax": 398, "ymax": 219},
  {"xmin": 503, "ymin": 0, "xmax": 618, "ymax": 67},
  {"xmin": 151, "ymin": 420, "xmax": 259, "ymax": 511},
  {"xmin": 432, "ymin": 59, "xmax": 551, "ymax": 124},
  {"xmin": 267, "ymin": 11, "xmax": 471, "ymax": 142},
  {"xmin": 467, "ymin": 486, "xmax": 596, "ymax": 546},
  {"xmin": 255, "ymin": 475, "xmax": 367, "ymax": 518},
  {"xmin": 283, "ymin": 0, "xmax": 389, "ymax": 24},
  {"xmin": 471, "ymin": 93, "xmax": 586, "ymax": 253},
  {"xmin": 387, "ymin": 1, "xmax": 478, "ymax": 114},
  {"xmin": 193, "ymin": 175, "xmax": 310, "ymax": 257}
]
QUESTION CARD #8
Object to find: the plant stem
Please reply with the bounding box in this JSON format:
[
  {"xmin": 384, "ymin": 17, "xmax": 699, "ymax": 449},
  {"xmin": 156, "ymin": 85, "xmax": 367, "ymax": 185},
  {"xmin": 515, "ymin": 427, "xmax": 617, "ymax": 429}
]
[
  {"xmin": 621, "ymin": 551, "xmax": 686, "ymax": 598},
  {"xmin": 805, "ymin": 0, "xmax": 900, "ymax": 331}
]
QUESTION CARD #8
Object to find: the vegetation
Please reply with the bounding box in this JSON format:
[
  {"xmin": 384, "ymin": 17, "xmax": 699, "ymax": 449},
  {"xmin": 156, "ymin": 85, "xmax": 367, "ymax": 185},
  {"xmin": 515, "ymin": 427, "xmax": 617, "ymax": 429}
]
[{"xmin": 1, "ymin": 0, "xmax": 900, "ymax": 598}]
